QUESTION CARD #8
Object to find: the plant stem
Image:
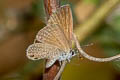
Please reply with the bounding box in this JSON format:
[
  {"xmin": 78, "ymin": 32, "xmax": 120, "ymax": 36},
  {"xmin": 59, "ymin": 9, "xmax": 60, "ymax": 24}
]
[
  {"xmin": 73, "ymin": 33, "xmax": 120, "ymax": 62},
  {"xmin": 43, "ymin": 0, "xmax": 61, "ymax": 80}
]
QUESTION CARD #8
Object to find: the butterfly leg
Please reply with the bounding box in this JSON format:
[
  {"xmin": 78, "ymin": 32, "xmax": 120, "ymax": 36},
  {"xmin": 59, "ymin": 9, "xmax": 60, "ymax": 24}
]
[
  {"xmin": 59, "ymin": 61, "xmax": 62, "ymax": 66},
  {"xmin": 67, "ymin": 59, "xmax": 71, "ymax": 63},
  {"xmin": 46, "ymin": 58, "xmax": 57, "ymax": 68}
]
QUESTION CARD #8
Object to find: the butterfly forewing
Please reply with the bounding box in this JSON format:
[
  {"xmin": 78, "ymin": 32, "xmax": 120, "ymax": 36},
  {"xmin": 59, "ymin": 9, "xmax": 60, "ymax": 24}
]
[{"xmin": 48, "ymin": 5, "xmax": 73, "ymax": 47}]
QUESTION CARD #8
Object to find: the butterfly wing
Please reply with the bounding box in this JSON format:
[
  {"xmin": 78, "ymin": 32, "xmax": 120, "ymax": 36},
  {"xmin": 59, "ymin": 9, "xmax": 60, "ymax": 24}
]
[
  {"xmin": 36, "ymin": 24, "xmax": 70, "ymax": 51},
  {"xmin": 26, "ymin": 43, "xmax": 61, "ymax": 60},
  {"xmin": 26, "ymin": 43, "xmax": 63, "ymax": 68},
  {"xmin": 26, "ymin": 5, "xmax": 73, "ymax": 67},
  {"xmin": 48, "ymin": 4, "xmax": 73, "ymax": 47}
]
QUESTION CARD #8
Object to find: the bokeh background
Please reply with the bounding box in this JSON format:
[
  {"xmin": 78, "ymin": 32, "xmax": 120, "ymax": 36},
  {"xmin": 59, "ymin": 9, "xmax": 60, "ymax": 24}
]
[{"xmin": 0, "ymin": 0, "xmax": 120, "ymax": 80}]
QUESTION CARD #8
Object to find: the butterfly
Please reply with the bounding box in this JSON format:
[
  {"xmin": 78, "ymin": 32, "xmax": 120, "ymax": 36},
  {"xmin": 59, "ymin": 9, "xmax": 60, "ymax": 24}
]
[{"xmin": 26, "ymin": 4, "xmax": 76, "ymax": 68}]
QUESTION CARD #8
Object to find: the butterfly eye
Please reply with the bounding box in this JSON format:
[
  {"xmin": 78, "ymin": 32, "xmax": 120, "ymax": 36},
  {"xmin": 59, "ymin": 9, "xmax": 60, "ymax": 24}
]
[
  {"xmin": 72, "ymin": 51, "xmax": 74, "ymax": 55},
  {"xmin": 70, "ymin": 50, "xmax": 75, "ymax": 56}
]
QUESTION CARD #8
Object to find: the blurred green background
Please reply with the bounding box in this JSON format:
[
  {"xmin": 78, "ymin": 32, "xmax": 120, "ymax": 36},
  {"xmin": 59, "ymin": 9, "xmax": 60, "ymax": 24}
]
[{"xmin": 0, "ymin": 0, "xmax": 120, "ymax": 80}]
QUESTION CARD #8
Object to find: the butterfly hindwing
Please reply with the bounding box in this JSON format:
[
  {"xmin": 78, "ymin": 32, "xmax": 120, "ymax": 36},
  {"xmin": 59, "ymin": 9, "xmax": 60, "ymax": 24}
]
[
  {"xmin": 26, "ymin": 43, "xmax": 61, "ymax": 60},
  {"xmin": 26, "ymin": 43, "xmax": 62, "ymax": 68}
]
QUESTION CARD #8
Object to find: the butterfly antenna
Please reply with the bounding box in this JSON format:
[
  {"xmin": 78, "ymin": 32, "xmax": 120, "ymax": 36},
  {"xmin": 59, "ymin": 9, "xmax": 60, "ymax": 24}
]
[{"xmin": 82, "ymin": 43, "xmax": 94, "ymax": 47}]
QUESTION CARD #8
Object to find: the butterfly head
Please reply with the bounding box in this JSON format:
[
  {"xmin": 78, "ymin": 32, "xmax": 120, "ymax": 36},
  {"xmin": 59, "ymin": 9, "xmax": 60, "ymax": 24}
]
[
  {"xmin": 63, "ymin": 49, "xmax": 77, "ymax": 62},
  {"xmin": 58, "ymin": 49, "xmax": 76, "ymax": 61},
  {"xmin": 68, "ymin": 49, "xmax": 76, "ymax": 58}
]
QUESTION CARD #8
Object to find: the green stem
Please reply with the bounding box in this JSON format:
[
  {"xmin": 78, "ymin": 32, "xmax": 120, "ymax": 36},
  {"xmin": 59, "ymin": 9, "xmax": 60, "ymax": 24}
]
[{"xmin": 74, "ymin": 0, "xmax": 120, "ymax": 42}]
